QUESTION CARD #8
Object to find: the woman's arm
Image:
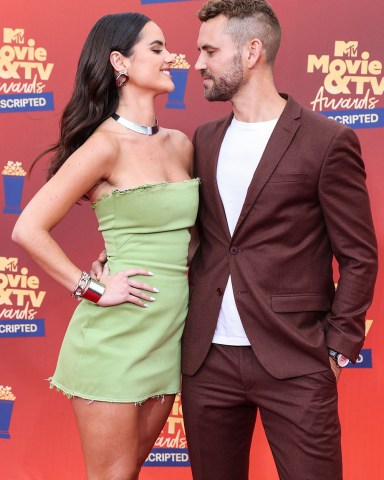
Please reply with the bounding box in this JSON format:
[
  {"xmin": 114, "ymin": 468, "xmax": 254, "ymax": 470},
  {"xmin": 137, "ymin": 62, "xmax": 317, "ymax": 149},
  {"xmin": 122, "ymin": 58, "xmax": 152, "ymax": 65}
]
[{"xmin": 12, "ymin": 133, "xmax": 157, "ymax": 307}]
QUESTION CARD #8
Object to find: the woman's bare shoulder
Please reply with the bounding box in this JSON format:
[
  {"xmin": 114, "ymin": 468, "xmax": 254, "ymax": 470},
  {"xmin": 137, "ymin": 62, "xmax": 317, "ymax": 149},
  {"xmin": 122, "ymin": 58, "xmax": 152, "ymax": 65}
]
[{"xmin": 163, "ymin": 127, "xmax": 192, "ymax": 150}]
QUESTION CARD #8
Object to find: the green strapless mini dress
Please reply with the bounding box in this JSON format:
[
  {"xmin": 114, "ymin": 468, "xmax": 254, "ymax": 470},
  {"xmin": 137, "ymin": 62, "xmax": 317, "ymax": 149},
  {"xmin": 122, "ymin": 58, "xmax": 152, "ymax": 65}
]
[{"xmin": 50, "ymin": 179, "xmax": 199, "ymax": 403}]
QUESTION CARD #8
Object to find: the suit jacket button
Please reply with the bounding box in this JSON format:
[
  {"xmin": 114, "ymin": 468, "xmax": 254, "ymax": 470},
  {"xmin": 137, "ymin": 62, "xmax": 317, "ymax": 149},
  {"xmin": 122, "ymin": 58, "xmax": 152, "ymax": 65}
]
[
  {"xmin": 217, "ymin": 288, "xmax": 224, "ymax": 296},
  {"xmin": 229, "ymin": 246, "xmax": 239, "ymax": 255}
]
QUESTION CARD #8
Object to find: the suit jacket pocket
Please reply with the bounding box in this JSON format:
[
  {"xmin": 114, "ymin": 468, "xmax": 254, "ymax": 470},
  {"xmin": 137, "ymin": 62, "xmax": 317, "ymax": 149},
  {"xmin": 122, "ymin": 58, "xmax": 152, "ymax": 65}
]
[{"xmin": 271, "ymin": 294, "xmax": 330, "ymax": 312}]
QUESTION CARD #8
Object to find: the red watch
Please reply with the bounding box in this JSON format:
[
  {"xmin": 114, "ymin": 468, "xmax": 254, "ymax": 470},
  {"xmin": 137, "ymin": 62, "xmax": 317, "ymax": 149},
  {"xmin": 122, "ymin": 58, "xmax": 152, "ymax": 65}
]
[{"xmin": 328, "ymin": 349, "xmax": 350, "ymax": 368}]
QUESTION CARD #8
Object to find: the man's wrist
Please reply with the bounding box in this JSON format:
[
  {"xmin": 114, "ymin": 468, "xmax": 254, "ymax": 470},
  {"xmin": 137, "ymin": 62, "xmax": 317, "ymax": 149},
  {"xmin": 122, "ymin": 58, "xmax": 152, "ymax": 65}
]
[{"xmin": 328, "ymin": 348, "xmax": 350, "ymax": 368}]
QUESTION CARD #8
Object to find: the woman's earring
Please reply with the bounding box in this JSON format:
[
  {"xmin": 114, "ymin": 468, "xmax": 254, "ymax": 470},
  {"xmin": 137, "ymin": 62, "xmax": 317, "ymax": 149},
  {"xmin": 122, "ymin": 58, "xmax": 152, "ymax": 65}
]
[{"xmin": 115, "ymin": 71, "xmax": 129, "ymax": 87}]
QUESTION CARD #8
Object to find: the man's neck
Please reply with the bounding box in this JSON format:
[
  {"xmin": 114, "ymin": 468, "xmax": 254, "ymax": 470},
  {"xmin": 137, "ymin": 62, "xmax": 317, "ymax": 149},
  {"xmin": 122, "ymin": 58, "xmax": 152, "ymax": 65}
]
[{"xmin": 231, "ymin": 82, "xmax": 286, "ymax": 123}]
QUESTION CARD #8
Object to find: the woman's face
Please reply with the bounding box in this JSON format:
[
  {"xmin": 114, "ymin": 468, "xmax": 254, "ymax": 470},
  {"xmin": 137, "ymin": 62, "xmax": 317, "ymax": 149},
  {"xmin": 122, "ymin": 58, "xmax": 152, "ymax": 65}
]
[{"xmin": 125, "ymin": 21, "xmax": 176, "ymax": 95}]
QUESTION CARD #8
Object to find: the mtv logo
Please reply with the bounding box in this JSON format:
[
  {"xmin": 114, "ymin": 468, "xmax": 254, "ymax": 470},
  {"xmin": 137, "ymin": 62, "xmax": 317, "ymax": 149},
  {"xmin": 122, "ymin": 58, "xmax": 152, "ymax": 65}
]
[
  {"xmin": 334, "ymin": 41, "xmax": 358, "ymax": 57},
  {"xmin": 3, "ymin": 28, "xmax": 24, "ymax": 44},
  {"xmin": 0, "ymin": 257, "xmax": 18, "ymax": 272}
]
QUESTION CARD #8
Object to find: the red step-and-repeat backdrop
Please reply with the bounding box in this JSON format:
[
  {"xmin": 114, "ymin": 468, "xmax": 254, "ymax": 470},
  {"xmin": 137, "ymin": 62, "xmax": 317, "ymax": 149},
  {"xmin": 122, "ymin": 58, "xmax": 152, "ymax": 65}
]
[{"xmin": 1, "ymin": 0, "xmax": 383, "ymax": 478}]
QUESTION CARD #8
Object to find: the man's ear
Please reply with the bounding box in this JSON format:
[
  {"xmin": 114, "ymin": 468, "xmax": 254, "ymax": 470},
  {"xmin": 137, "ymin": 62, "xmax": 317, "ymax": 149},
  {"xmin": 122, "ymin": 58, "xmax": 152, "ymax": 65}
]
[
  {"xmin": 246, "ymin": 38, "xmax": 263, "ymax": 67},
  {"xmin": 110, "ymin": 51, "xmax": 130, "ymax": 71}
]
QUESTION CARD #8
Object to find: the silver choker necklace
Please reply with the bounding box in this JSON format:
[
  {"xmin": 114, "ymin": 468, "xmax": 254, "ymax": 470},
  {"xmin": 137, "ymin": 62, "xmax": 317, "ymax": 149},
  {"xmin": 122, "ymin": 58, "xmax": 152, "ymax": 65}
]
[{"xmin": 111, "ymin": 113, "xmax": 159, "ymax": 135}]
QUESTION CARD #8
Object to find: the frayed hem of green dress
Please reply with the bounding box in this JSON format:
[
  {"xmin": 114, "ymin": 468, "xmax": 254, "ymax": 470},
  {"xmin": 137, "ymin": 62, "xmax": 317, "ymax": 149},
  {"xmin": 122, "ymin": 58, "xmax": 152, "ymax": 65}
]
[{"xmin": 47, "ymin": 378, "xmax": 180, "ymax": 405}]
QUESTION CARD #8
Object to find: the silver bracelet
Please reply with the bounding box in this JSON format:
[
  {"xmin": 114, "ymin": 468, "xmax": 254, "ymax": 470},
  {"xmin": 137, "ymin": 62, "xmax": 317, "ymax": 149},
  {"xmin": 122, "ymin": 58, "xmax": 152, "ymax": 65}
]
[
  {"xmin": 82, "ymin": 278, "xmax": 106, "ymax": 303},
  {"xmin": 71, "ymin": 271, "xmax": 91, "ymax": 300}
]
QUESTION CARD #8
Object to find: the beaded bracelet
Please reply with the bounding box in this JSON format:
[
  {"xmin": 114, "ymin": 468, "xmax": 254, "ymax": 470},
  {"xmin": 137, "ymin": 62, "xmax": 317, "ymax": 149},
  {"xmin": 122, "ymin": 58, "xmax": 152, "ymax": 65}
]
[{"xmin": 71, "ymin": 271, "xmax": 91, "ymax": 300}]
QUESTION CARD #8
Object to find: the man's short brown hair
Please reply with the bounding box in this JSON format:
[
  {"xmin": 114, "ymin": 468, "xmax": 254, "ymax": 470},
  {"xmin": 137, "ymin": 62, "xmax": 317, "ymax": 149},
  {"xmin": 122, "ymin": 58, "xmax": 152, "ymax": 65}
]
[{"xmin": 198, "ymin": 0, "xmax": 281, "ymax": 64}]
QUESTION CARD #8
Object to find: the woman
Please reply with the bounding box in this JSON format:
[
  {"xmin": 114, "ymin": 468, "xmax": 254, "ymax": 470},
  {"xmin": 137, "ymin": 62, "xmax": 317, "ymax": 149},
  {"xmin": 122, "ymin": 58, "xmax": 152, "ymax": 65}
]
[{"xmin": 12, "ymin": 12, "xmax": 199, "ymax": 480}]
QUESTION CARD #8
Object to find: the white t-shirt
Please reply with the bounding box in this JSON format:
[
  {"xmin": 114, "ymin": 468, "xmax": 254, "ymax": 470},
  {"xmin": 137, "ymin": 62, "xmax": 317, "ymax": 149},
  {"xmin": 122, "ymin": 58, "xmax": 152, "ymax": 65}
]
[{"xmin": 213, "ymin": 116, "xmax": 278, "ymax": 345}]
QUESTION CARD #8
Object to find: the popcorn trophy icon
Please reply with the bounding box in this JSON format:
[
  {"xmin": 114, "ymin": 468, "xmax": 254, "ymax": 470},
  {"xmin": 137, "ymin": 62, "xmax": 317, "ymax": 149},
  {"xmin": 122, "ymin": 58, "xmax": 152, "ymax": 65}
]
[
  {"xmin": 166, "ymin": 54, "xmax": 190, "ymax": 110},
  {"xmin": 0, "ymin": 386, "xmax": 16, "ymax": 439},
  {"xmin": 2, "ymin": 161, "xmax": 27, "ymax": 214}
]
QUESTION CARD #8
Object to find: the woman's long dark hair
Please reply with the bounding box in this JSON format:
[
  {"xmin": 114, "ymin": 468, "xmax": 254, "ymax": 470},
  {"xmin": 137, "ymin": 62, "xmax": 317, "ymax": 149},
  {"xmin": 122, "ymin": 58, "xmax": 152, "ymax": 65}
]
[{"xmin": 36, "ymin": 12, "xmax": 151, "ymax": 180}]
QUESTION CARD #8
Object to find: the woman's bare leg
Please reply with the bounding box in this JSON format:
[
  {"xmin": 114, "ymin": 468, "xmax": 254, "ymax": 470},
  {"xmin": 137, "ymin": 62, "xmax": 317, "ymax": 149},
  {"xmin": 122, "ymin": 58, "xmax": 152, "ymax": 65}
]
[
  {"xmin": 136, "ymin": 394, "xmax": 176, "ymax": 467},
  {"xmin": 71, "ymin": 394, "xmax": 175, "ymax": 480},
  {"xmin": 72, "ymin": 398, "xmax": 140, "ymax": 480}
]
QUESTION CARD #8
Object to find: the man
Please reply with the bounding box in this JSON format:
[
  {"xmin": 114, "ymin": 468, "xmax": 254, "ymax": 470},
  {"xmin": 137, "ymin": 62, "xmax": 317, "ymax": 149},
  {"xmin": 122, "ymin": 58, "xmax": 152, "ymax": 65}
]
[{"xmin": 180, "ymin": 1, "xmax": 378, "ymax": 479}]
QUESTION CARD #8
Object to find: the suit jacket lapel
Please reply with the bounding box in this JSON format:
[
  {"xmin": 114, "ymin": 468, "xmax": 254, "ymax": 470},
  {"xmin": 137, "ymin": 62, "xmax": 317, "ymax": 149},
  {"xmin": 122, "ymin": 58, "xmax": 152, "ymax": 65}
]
[
  {"xmin": 232, "ymin": 96, "xmax": 302, "ymax": 238},
  {"xmin": 204, "ymin": 114, "xmax": 233, "ymax": 241}
]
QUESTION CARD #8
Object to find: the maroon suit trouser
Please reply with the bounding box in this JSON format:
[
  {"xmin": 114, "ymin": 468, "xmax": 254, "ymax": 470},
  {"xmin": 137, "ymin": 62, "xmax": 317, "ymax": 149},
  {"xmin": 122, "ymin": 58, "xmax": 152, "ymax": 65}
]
[{"xmin": 182, "ymin": 344, "xmax": 342, "ymax": 480}]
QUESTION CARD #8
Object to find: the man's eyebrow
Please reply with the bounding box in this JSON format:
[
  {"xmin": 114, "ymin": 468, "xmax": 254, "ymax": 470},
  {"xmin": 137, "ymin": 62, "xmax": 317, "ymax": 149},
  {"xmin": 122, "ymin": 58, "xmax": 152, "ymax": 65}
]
[{"xmin": 198, "ymin": 44, "xmax": 216, "ymax": 51}]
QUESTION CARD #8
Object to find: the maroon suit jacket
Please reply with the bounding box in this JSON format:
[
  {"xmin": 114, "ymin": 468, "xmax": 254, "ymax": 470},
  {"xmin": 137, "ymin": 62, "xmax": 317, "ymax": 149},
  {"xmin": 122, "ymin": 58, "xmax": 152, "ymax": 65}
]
[{"xmin": 182, "ymin": 95, "xmax": 378, "ymax": 379}]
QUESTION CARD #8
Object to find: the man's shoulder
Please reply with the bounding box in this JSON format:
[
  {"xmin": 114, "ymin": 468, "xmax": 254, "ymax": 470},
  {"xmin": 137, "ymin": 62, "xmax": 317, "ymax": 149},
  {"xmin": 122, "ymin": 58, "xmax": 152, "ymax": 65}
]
[
  {"xmin": 285, "ymin": 95, "xmax": 361, "ymax": 154},
  {"xmin": 301, "ymin": 104, "xmax": 341, "ymax": 129},
  {"xmin": 194, "ymin": 114, "xmax": 231, "ymax": 137},
  {"xmin": 288, "ymin": 95, "xmax": 352, "ymax": 135}
]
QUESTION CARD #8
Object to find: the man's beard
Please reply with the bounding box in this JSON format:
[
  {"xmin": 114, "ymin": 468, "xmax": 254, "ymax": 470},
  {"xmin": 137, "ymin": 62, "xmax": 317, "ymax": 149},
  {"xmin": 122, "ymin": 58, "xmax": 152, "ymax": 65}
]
[{"xmin": 202, "ymin": 51, "xmax": 245, "ymax": 102}]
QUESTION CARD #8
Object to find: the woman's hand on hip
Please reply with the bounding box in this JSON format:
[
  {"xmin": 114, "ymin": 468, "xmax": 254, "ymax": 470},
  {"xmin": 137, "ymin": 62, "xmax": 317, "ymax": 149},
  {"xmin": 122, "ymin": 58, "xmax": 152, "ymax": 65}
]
[{"xmin": 97, "ymin": 263, "xmax": 159, "ymax": 307}]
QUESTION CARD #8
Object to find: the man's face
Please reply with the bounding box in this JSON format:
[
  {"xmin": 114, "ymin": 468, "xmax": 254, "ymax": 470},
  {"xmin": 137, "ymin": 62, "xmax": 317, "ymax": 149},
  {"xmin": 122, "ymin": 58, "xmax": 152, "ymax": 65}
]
[{"xmin": 195, "ymin": 14, "xmax": 245, "ymax": 102}]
